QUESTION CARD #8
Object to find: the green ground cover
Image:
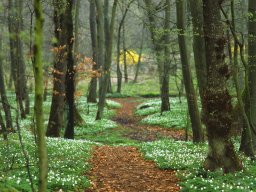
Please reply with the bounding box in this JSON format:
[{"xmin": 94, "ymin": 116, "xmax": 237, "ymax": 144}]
[
  {"xmin": 139, "ymin": 139, "xmax": 256, "ymax": 192},
  {"xmin": 136, "ymin": 97, "xmax": 188, "ymax": 129}
]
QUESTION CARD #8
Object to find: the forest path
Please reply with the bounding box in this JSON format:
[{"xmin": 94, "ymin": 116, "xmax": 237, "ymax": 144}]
[
  {"xmin": 86, "ymin": 98, "xmax": 182, "ymax": 192},
  {"xmin": 111, "ymin": 97, "xmax": 185, "ymax": 141}
]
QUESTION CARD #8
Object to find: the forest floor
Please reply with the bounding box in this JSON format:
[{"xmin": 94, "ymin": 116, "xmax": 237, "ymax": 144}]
[{"xmin": 86, "ymin": 98, "xmax": 183, "ymax": 192}]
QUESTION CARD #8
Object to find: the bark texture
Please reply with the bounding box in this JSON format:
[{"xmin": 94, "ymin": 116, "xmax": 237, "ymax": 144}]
[
  {"xmin": 202, "ymin": 0, "xmax": 242, "ymax": 173},
  {"xmin": 64, "ymin": 0, "xmax": 75, "ymax": 139},
  {"xmin": 87, "ymin": 0, "xmax": 98, "ymax": 103},
  {"xmin": 47, "ymin": 0, "xmax": 67, "ymax": 137},
  {"xmin": 34, "ymin": 0, "xmax": 48, "ymax": 190}
]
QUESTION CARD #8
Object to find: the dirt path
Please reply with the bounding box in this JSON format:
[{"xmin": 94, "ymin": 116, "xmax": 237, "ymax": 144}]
[
  {"xmin": 112, "ymin": 98, "xmax": 185, "ymax": 141},
  {"xmin": 87, "ymin": 146, "xmax": 180, "ymax": 192},
  {"xmin": 86, "ymin": 98, "xmax": 181, "ymax": 192}
]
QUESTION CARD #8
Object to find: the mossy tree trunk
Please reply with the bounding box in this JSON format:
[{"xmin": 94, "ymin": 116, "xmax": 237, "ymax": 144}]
[
  {"xmin": 33, "ymin": 0, "xmax": 48, "ymax": 190},
  {"xmin": 177, "ymin": 0, "xmax": 204, "ymax": 143},
  {"xmin": 202, "ymin": 0, "xmax": 242, "ymax": 173},
  {"xmin": 246, "ymin": 0, "xmax": 256, "ymax": 148}
]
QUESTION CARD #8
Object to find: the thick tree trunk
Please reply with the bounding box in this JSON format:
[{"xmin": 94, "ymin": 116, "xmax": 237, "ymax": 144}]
[
  {"xmin": 202, "ymin": 0, "xmax": 242, "ymax": 173},
  {"xmin": 0, "ymin": 37, "xmax": 13, "ymax": 131},
  {"xmin": 34, "ymin": 0, "xmax": 48, "ymax": 190},
  {"xmin": 64, "ymin": 0, "xmax": 75, "ymax": 139},
  {"xmin": 0, "ymin": 111, "xmax": 7, "ymax": 140},
  {"xmin": 247, "ymin": 0, "xmax": 256, "ymax": 148},
  {"xmin": 177, "ymin": 0, "xmax": 204, "ymax": 143},
  {"xmin": 47, "ymin": 0, "xmax": 67, "ymax": 137},
  {"xmin": 87, "ymin": 0, "xmax": 98, "ymax": 103}
]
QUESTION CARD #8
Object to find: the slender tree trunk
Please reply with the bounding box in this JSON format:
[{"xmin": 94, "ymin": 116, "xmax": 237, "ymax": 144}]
[
  {"xmin": 0, "ymin": 36, "xmax": 13, "ymax": 131},
  {"xmin": 116, "ymin": 26, "xmax": 122, "ymax": 93},
  {"xmin": 87, "ymin": 0, "xmax": 98, "ymax": 103},
  {"xmin": 104, "ymin": 0, "xmax": 113, "ymax": 94},
  {"xmin": 160, "ymin": 0, "xmax": 172, "ymax": 113},
  {"xmin": 64, "ymin": 0, "xmax": 75, "ymax": 139},
  {"xmin": 202, "ymin": 0, "xmax": 242, "ymax": 173},
  {"xmin": 189, "ymin": 0, "xmax": 207, "ymax": 100},
  {"xmin": 8, "ymin": 0, "xmax": 27, "ymax": 119},
  {"xmin": 188, "ymin": 0, "xmax": 207, "ymax": 123},
  {"xmin": 96, "ymin": 0, "xmax": 118, "ymax": 120},
  {"xmin": 47, "ymin": 0, "xmax": 67, "ymax": 137},
  {"xmin": 95, "ymin": 0, "xmax": 105, "ymax": 120},
  {"xmin": 34, "ymin": 0, "xmax": 48, "ymax": 190},
  {"xmin": 72, "ymin": 0, "xmax": 83, "ymax": 126},
  {"xmin": 123, "ymin": 24, "xmax": 128, "ymax": 83},
  {"xmin": 134, "ymin": 24, "xmax": 145, "ymax": 83},
  {"xmin": 144, "ymin": 0, "xmax": 170, "ymax": 113},
  {"xmin": 177, "ymin": 0, "xmax": 203, "ymax": 143},
  {"xmin": 16, "ymin": 0, "xmax": 30, "ymax": 116},
  {"xmin": 116, "ymin": 0, "xmax": 135, "ymax": 92},
  {"xmin": 224, "ymin": 0, "xmax": 255, "ymax": 157}
]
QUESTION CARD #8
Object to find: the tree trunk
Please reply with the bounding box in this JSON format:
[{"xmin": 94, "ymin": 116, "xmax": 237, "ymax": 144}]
[
  {"xmin": 116, "ymin": 22, "xmax": 122, "ymax": 92},
  {"xmin": 188, "ymin": 0, "xmax": 207, "ymax": 101},
  {"xmin": 96, "ymin": 0, "xmax": 118, "ymax": 120},
  {"xmin": 134, "ymin": 24, "xmax": 145, "ymax": 83},
  {"xmin": 188, "ymin": 0, "xmax": 207, "ymax": 123},
  {"xmin": 8, "ymin": 0, "xmax": 28, "ymax": 119},
  {"xmin": 64, "ymin": 0, "xmax": 75, "ymax": 139},
  {"xmin": 224, "ymin": 0, "xmax": 255, "ymax": 157},
  {"xmin": 116, "ymin": 0, "xmax": 135, "ymax": 92},
  {"xmin": 202, "ymin": 0, "xmax": 242, "ymax": 173},
  {"xmin": 247, "ymin": 0, "xmax": 256, "ymax": 148},
  {"xmin": 123, "ymin": 24, "xmax": 128, "ymax": 83},
  {"xmin": 87, "ymin": 0, "xmax": 98, "ymax": 103},
  {"xmin": 0, "ymin": 36, "xmax": 13, "ymax": 131},
  {"xmin": 16, "ymin": 0, "xmax": 30, "ymax": 116},
  {"xmin": 47, "ymin": 0, "xmax": 67, "ymax": 137},
  {"xmin": 0, "ymin": 111, "xmax": 7, "ymax": 140},
  {"xmin": 33, "ymin": 0, "xmax": 48, "ymax": 190},
  {"xmin": 144, "ymin": 0, "xmax": 170, "ymax": 113},
  {"xmin": 177, "ymin": 0, "xmax": 204, "ymax": 143}
]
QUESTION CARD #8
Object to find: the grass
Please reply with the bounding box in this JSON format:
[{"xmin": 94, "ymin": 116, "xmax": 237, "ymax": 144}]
[
  {"xmin": 139, "ymin": 139, "xmax": 256, "ymax": 192},
  {"xmin": 136, "ymin": 97, "xmax": 189, "ymax": 129},
  {"xmin": 110, "ymin": 75, "xmax": 181, "ymax": 97},
  {"xmin": 2, "ymin": 85, "xmax": 255, "ymax": 192},
  {"xmin": 0, "ymin": 95, "xmax": 124, "ymax": 191},
  {"xmin": 0, "ymin": 129, "xmax": 96, "ymax": 191}
]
